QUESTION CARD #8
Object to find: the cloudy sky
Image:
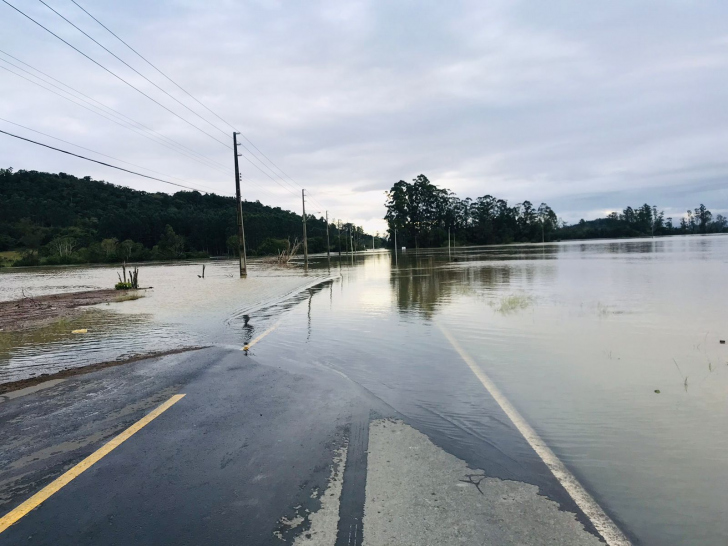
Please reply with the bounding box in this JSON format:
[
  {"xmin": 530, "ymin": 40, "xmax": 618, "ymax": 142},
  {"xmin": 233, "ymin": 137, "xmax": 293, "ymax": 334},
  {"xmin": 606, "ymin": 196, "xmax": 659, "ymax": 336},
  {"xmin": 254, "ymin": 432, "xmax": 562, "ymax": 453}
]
[{"xmin": 1, "ymin": 0, "xmax": 727, "ymax": 234}]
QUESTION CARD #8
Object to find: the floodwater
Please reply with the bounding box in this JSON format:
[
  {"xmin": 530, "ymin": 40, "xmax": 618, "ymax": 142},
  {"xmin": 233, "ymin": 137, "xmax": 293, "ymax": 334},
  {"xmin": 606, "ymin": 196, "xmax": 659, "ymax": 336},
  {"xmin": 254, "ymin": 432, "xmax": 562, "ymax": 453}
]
[
  {"xmin": 0, "ymin": 261, "xmax": 331, "ymax": 381},
  {"xmin": 2, "ymin": 235, "xmax": 728, "ymax": 545}
]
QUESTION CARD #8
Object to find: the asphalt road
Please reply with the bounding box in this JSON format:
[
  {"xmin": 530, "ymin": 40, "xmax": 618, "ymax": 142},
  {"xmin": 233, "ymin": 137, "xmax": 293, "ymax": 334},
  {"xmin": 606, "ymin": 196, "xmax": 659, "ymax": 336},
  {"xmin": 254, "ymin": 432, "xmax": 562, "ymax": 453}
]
[{"xmin": 0, "ymin": 342, "xmax": 625, "ymax": 544}]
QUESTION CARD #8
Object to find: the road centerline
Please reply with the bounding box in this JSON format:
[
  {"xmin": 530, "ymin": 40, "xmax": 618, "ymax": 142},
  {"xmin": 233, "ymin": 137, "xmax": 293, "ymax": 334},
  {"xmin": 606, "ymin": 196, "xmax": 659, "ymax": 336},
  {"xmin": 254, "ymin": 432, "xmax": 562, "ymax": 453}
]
[
  {"xmin": 438, "ymin": 324, "xmax": 631, "ymax": 546},
  {"xmin": 0, "ymin": 393, "xmax": 186, "ymax": 534}
]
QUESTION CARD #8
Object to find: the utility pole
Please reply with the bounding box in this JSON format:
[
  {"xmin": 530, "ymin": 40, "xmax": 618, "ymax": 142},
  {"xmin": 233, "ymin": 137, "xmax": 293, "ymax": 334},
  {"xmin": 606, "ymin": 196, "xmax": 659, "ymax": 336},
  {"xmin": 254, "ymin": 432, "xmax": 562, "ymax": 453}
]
[
  {"xmin": 325, "ymin": 210, "xmax": 331, "ymax": 267},
  {"xmin": 233, "ymin": 132, "xmax": 247, "ymax": 277},
  {"xmin": 394, "ymin": 228, "xmax": 398, "ymax": 266},
  {"xmin": 301, "ymin": 189, "xmax": 308, "ymax": 270},
  {"xmin": 372, "ymin": 234, "xmax": 375, "ymax": 250},
  {"xmin": 349, "ymin": 225, "xmax": 354, "ymax": 264},
  {"xmin": 337, "ymin": 220, "xmax": 342, "ymax": 259},
  {"xmin": 448, "ymin": 227, "xmax": 451, "ymax": 260}
]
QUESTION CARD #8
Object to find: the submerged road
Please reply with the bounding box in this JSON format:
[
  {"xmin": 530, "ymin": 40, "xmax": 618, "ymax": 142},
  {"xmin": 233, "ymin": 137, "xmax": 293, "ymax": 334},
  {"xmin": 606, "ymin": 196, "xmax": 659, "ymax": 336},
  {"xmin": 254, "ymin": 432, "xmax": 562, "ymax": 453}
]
[{"xmin": 0, "ymin": 332, "xmax": 631, "ymax": 544}]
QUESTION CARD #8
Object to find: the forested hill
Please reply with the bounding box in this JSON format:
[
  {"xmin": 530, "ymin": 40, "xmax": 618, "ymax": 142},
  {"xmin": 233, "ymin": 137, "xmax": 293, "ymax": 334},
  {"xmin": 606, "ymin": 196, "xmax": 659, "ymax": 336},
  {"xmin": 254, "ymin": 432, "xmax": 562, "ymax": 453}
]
[{"xmin": 0, "ymin": 168, "xmax": 371, "ymax": 266}]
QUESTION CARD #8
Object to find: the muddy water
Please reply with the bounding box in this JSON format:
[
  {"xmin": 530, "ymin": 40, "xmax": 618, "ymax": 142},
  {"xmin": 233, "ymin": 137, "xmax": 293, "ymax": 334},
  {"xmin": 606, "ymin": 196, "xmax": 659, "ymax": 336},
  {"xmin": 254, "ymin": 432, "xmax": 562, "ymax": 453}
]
[
  {"xmin": 0, "ymin": 261, "xmax": 329, "ymax": 382},
  {"xmin": 253, "ymin": 235, "xmax": 727, "ymax": 546},
  {"xmin": 2, "ymin": 235, "xmax": 728, "ymax": 544}
]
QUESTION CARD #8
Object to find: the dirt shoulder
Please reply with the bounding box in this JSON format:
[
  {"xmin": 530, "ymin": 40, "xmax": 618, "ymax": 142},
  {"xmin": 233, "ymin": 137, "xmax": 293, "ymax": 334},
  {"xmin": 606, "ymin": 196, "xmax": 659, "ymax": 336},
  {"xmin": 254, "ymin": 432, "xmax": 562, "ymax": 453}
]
[{"xmin": 0, "ymin": 289, "xmax": 142, "ymax": 332}]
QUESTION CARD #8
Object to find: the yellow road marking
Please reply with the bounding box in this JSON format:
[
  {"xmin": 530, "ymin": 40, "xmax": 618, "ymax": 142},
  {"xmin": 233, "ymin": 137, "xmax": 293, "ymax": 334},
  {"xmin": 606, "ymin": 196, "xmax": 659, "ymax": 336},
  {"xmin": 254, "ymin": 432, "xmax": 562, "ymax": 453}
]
[
  {"xmin": 0, "ymin": 393, "xmax": 186, "ymax": 534},
  {"xmin": 438, "ymin": 324, "xmax": 631, "ymax": 546},
  {"xmin": 242, "ymin": 321, "xmax": 280, "ymax": 351}
]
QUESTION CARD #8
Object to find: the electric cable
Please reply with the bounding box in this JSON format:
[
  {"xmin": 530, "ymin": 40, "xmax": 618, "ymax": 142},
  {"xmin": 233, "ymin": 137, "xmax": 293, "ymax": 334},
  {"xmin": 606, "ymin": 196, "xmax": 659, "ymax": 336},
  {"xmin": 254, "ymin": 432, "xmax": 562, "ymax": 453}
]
[
  {"xmin": 1, "ymin": 0, "xmax": 230, "ymax": 149},
  {"xmin": 0, "ymin": 117, "xmax": 220, "ymax": 192},
  {"xmin": 0, "ymin": 128, "xmax": 210, "ymax": 192}
]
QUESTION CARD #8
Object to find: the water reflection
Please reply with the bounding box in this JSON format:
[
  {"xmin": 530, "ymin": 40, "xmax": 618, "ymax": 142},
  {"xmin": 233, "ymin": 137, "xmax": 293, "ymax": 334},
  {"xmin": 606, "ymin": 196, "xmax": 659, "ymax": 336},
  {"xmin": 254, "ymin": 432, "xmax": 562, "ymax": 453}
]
[
  {"xmin": 389, "ymin": 248, "xmax": 555, "ymax": 318},
  {"xmin": 2, "ymin": 236, "xmax": 728, "ymax": 545},
  {"xmin": 377, "ymin": 235, "xmax": 728, "ymax": 546},
  {"xmin": 240, "ymin": 235, "xmax": 728, "ymax": 546},
  {"xmin": 0, "ymin": 309, "xmax": 184, "ymax": 381}
]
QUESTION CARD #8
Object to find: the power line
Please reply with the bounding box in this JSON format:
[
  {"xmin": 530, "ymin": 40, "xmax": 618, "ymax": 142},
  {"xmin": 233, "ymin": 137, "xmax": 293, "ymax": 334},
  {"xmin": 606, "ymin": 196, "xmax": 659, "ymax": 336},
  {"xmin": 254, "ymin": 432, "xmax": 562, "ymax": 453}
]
[
  {"xmin": 38, "ymin": 0, "xmax": 231, "ymax": 141},
  {"xmin": 0, "ymin": 62, "xmax": 231, "ymax": 177},
  {"xmin": 1, "ymin": 60, "xmax": 295, "ymax": 206},
  {"xmin": 4, "ymin": 1, "xmax": 336, "ymax": 219},
  {"xmin": 0, "ymin": 128, "xmax": 209, "ymax": 192},
  {"xmin": 65, "ymin": 0, "xmax": 326, "ymax": 207},
  {"xmin": 0, "ymin": 117, "xmax": 223, "ymax": 192},
  {"xmin": 0, "ymin": 48, "xmax": 229, "ymax": 171},
  {"xmin": 70, "ymin": 0, "xmax": 238, "ymax": 134},
  {"xmin": 4, "ymin": 0, "xmax": 308, "ymax": 203},
  {"xmin": 1, "ymin": 0, "xmax": 230, "ymax": 150},
  {"xmin": 0, "ymin": 50, "xmax": 204, "ymax": 166}
]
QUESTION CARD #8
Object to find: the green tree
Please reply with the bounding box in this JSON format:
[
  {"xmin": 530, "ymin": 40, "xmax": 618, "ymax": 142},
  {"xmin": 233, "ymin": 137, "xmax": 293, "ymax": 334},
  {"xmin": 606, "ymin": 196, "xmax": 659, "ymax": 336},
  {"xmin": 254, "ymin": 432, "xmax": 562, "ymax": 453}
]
[
  {"xmin": 157, "ymin": 225, "xmax": 185, "ymax": 257},
  {"xmin": 100, "ymin": 238, "xmax": 119, "ymax": 258},
  {"xmin": 695, "ymin": 204, "xmax": 712, "ymax": 234}
]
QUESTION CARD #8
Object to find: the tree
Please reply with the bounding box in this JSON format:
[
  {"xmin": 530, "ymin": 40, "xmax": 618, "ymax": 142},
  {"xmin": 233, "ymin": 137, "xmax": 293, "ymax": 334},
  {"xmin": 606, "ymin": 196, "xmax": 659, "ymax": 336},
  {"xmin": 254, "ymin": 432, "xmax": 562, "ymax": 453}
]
[
  {"xmin": 537, "ymin": 203, "xmax": 558, "ymax": 242},
  {"xmin": 385, "ymin": 177, "xmax": 557, "ymax": 246},
  {"xmin": 120, "ymin": 239, "xmax": 135, "ymax": 260},
  {"xmin": 622, "ymin": 207, "xmax": 636, "ymax": 225},
  {"xmin": 226, "ymin": 235, "xmax": 239, "ymax": 257},
  {"xmin": 0, "ymin": 169, "xmax": 374, "ymax": 266},
  {"xmin": 711, "ymin": 214, "xmax": 727, "ymax": 232},
  {"xmin": 687, "ymin": 210, "xmax": 696, "ymax": 233},
  {"xmin": 50, "ymin": 237, "xmax": 77, "ymax": 258},
  {"xmin": 100, "ymin": 238, "xmax": 118, "ymax": 258},
  {"xmin": 157, "ymin": 225, "xmax": 185, "ymax": 257},
  {"xmin": 695, "ymin": 204, "xmax": 712, "ymax": 234}
]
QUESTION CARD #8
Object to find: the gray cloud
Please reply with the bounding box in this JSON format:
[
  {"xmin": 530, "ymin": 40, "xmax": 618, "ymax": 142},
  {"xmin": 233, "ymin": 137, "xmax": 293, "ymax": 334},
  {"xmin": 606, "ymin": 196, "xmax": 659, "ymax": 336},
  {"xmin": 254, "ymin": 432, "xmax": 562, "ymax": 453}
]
[{"xmin": 1, "ymin": 0, "xmax": 727, "ymax": 234}]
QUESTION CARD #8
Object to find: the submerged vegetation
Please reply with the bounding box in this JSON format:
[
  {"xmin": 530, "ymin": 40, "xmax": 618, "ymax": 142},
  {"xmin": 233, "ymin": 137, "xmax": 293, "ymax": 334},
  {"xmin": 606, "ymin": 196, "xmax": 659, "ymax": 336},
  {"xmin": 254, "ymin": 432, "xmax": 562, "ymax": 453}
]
[
  {"xmin": 115, "ymin": 263, "xmax": 139, "ymax": 290},
  {"xmin": 384, "ymin": 175, "xmax": 727, "ymax": 248},
  {"xmin": 0, "ymin": 168, "xmax": 380, "ymax": 267},
  {"xmin": 490, "ymin": 293, "xmax": 534, "ymax": 314}
]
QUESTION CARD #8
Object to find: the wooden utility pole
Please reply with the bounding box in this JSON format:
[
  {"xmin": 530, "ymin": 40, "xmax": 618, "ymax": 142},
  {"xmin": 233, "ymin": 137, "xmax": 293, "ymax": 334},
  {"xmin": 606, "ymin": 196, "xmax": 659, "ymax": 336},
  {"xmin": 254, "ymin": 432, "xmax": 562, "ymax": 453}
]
[
  {"xmin": 448, "ymin": 227, "xmax": 451, "ymax": 260},
  {"xmin": 337, "ymin": 221, "xmax": 342, "ymax": 259},
  {"xmin": 372, "ymin": 234, "xmax": 375, "ymax": 250},
  {"xmin": 394, "ymin": 228, "xmax": 398, "ymax": 266},
  {"xmin": 233, "ymin": 132, "xmax": 247, "ymax": 277},
  {"xmin": 349, "ymin": 225, "xmax": 354, "ymax": 264},
  {"xmin": 301, "ymin": 189, "xmax": 308, "ymax": 270},
  {"xmin": 325, "ymin": 210, "xmax": 331, "ymax": 267}
]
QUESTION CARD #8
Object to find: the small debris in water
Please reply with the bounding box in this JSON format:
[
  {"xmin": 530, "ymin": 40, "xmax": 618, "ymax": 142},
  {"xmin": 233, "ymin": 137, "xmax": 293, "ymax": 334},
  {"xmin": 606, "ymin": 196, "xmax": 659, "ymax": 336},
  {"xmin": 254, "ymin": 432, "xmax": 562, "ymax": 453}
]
[
  {"xmin": 720, "ymin": 340, "xmax": 725, "ymax": 344},
  {"xmin": 71, "ymin": 329, "xmax": 88, "ymax": 334},
  {"xmin": 654, "ymin": 389, "xmax": 661, "ymax": 394}
]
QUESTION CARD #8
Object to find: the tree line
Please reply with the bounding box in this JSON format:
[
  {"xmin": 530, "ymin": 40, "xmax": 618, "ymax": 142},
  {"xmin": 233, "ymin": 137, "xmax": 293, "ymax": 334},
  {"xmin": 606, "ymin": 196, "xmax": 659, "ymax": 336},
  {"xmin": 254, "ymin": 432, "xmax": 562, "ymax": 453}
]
[
  {"xmin": 0, "ymin": 168, "xmax": 378, "ymax": 267},
  {"xmin": 385, "ymin": 174, "xmax": 558, "ymax": 248},
  {"xmin": 557, "ymin": 203, "xmax": 727, "ymax": 240},
  {"xmin": 384, "ymin": 175, "xmax": 727, "ymax": 247}
]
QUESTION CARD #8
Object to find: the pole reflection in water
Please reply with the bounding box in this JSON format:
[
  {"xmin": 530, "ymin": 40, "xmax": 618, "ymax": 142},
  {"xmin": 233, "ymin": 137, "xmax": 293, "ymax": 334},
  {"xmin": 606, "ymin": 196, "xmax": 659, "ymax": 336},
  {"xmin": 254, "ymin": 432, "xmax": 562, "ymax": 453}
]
[{"xmin": 255, "ymin": 235, "xmax": 728, "ymax": 546}]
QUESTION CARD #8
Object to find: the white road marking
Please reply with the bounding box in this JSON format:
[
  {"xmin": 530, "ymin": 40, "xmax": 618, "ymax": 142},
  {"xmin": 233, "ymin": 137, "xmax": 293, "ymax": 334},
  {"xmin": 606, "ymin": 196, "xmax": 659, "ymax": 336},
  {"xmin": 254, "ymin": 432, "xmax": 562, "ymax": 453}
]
[{"xmin": 438, "ymin": 324, "xmax": 631, "ymax": 546}]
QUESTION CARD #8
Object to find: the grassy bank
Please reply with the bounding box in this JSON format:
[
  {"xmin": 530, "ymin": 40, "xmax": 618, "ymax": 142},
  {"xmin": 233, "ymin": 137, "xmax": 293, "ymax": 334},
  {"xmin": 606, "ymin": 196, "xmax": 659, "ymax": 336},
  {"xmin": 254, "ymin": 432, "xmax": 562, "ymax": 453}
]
[{"xmin": 0, "ymin": 250, "xmax": 21, "ymax": 267}]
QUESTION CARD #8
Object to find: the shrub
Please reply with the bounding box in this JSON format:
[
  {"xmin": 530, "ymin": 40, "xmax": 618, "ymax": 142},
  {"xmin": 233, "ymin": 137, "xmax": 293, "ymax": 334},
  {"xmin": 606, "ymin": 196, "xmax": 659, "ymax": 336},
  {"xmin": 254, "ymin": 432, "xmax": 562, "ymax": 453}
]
[
  {"xmin": 115, "ymin": 281, "xmax": 133, "ymax": 290},
  {"xmin": 13, "ymin": 251, "xmax": 40, "ymax": 267},
  {"xmin": 256, "ymin": 237, "xmax": 290, "ymax": 256}
]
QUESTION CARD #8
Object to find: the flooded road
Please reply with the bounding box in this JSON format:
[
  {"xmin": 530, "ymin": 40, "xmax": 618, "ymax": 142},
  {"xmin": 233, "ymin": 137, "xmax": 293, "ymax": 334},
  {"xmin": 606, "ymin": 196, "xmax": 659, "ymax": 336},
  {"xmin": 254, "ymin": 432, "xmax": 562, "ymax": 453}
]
[
  {"xmin": 0, "ymin": 262, "xmax": 330, "ymax": 382},
  {"xmin": 2, "ymin": 235, "xmax": 727, "ymax": 545}
]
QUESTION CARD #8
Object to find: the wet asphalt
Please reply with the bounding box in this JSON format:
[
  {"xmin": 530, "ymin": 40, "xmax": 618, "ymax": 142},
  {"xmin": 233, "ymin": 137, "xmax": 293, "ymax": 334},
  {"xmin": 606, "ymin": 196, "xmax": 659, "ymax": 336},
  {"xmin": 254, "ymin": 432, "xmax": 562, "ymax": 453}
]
[
  {"xmin": 0, "ymin": 348, "xmax": 392, "ymax": 545},
  {"xmin": 0, "ymin": 343, "xmax": 613, "ymax": 545}
]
